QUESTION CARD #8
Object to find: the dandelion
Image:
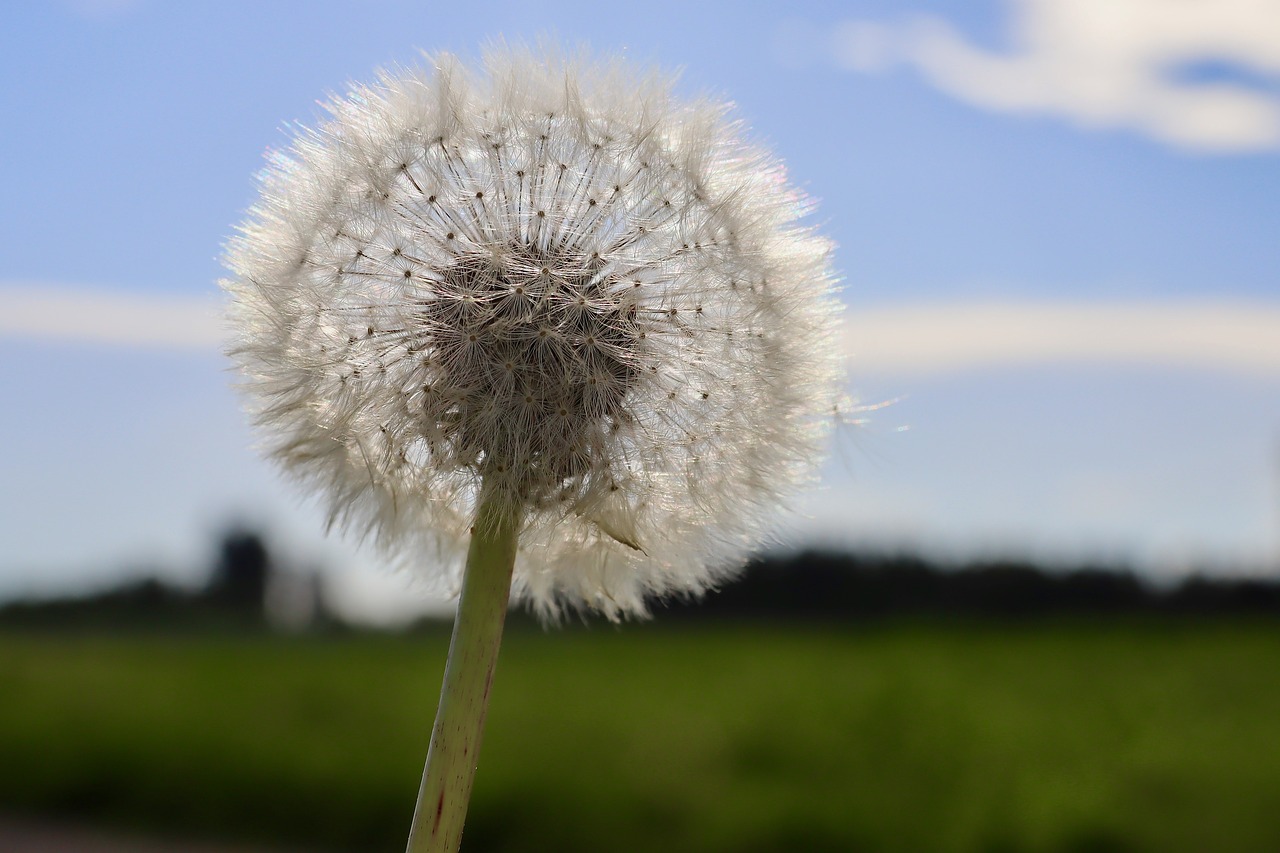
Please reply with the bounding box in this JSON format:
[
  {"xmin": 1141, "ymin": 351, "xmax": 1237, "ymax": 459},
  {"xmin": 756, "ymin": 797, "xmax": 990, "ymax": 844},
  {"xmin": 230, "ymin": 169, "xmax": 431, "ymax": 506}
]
[{"xmin": 223, "ymin": 44, "xmax": 844, "ymax": 853}]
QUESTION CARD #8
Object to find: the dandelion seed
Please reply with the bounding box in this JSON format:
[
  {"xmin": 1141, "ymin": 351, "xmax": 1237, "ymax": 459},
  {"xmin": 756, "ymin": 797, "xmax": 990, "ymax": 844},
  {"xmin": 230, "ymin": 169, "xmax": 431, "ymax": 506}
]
[
  {"xmin": 223, "ymin": 45, "xmax": 844, "ymax": 621},
  {"xmin": 223, "ymin": 46, "xmax": 845, "ymax": 851}
]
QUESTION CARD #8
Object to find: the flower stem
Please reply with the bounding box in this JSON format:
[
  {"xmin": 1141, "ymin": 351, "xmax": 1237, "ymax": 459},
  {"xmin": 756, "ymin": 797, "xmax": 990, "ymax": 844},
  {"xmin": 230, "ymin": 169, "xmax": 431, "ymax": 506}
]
[{"xmin": 406, "ymin": 490, "xmax": 520, "ymax": 853}]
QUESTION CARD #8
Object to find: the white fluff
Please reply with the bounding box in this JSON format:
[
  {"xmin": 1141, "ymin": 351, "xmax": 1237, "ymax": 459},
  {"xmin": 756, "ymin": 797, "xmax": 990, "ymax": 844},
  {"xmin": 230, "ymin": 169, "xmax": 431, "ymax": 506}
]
[{"xmin": 223, "ymin": 45, "xmax": 845, "ymax": 620}]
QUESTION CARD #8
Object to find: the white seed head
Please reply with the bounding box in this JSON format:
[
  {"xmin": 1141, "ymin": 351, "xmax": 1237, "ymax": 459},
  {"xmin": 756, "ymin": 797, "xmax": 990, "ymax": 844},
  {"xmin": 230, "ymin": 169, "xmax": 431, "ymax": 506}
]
[{"xmin": 223, "ymin": 45, "xmax": 845, "ymax": 620}]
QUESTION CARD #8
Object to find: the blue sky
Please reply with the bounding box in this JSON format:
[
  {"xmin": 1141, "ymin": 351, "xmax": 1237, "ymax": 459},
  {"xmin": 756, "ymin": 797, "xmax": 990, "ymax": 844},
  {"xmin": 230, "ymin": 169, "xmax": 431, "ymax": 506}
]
[{"xmin": 3, "ymin": 0, "xmax": 1278, "ymax": 621}]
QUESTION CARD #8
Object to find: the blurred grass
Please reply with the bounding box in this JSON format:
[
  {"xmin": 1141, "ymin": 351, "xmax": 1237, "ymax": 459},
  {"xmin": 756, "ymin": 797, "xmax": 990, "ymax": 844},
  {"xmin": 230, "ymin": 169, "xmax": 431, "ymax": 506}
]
[{"xmin": 1, "ymin": 621, "xmax": 1278, "ymax": 852}]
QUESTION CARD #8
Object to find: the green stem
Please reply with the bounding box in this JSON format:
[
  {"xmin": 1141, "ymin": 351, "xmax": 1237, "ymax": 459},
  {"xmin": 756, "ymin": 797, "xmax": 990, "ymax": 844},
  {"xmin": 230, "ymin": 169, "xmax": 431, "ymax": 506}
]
[{"xmin": 406, "ymin": 488, "xmax": 520, "ymax": 853}]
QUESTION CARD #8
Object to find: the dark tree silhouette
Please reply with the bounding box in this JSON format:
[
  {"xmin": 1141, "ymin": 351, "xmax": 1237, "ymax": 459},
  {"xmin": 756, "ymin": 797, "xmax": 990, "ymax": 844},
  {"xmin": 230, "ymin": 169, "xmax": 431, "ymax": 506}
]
[{"xmin": 207, "ymin": 529, "xmax": 270, "ymax": 614}]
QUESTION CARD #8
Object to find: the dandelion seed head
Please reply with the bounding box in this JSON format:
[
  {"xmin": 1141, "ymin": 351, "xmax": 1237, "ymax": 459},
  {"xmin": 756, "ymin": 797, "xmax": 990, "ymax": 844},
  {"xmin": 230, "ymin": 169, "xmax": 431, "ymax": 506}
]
[{"xmin": 223, "ymin": 45, "xmax": 845, "ymax": 620}]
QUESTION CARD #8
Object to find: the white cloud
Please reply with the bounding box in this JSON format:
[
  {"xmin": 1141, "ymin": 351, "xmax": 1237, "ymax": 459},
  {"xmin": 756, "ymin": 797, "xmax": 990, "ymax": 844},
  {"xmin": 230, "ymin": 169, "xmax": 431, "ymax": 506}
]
[
  {"xmin": 830, "ymin": 20, "xmax": 899, "ymax": 74},
  {"xmin": 845, "ymin": 301, "xmax": 1280, "ymax": 376},
  {"xmin": 1, "ymin": 284, "xmax": 222, "ymax": 349},
  {"xmin": 826, "ymin": 0, "xmax": 1280, "ymax": 152},
  {"xmin": 4, "ymin": 284, "xmax": 1279, "ymax": 378}
]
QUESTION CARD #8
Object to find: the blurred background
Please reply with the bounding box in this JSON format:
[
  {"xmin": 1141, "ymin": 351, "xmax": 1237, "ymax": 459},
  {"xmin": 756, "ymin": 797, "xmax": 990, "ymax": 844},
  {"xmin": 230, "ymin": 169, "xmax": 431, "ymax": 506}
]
[{"xmin": 2, "ymin": 1, "xmax": 1279, "ymax": 851}]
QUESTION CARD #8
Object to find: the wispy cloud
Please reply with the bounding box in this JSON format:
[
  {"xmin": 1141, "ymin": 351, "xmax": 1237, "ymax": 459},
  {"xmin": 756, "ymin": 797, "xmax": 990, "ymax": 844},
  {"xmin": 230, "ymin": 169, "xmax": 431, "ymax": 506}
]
[
  {"xmin": 846, "ymin": 301, "xmax": 1280, "ymax": 376},
  {"xmin": 1, "ymin": 285, "xmax": 222, "ymax": 350},
  {"xmin": 791, "ymin": 0, "xmax": 1280, "ymax": 152},
  {"xmin": 5, "ymin": 284, "xmax": 1279, "ymax": 378}
]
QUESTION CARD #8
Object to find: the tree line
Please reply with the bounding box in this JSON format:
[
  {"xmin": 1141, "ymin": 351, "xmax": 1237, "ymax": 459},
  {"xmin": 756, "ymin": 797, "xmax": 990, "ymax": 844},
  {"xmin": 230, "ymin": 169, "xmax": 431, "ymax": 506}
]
[{"xmin": 2, "ymin": 532, "xmax": 1278, "ymax": 629}]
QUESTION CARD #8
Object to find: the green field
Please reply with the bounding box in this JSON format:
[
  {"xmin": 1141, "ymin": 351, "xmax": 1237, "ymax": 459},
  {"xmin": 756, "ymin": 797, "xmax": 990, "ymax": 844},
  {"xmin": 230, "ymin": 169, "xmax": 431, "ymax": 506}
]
[{"xmin": 1, "ymin": 621, "xmax": 1278, "ymax": 852}]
